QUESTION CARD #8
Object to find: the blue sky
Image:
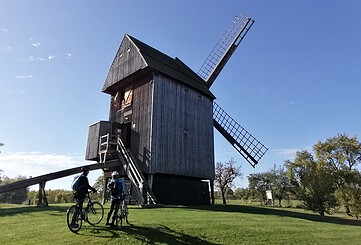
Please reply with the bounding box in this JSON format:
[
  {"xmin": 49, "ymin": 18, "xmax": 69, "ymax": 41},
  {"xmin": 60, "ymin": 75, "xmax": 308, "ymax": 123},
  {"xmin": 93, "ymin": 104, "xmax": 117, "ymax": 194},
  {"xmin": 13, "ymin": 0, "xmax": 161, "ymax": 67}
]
[{"xmin": 1, "ymin": 0, "xmax": 360, "ymax": 191}]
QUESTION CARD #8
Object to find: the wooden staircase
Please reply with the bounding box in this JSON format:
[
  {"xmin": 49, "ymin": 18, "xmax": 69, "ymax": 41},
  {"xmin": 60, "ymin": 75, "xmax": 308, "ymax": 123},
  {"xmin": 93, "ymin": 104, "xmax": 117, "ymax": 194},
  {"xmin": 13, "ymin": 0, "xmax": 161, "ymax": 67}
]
[{"xmin": 99, "ymin": 133, "xmax": 157, "ymax": 207}]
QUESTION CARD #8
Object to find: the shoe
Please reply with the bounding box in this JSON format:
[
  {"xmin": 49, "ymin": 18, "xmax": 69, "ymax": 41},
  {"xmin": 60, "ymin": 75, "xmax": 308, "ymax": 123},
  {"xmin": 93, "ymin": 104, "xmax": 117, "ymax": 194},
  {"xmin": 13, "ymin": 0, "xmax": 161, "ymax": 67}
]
[{"xmin": 106, "ymin": 222, "xmax": 111, "ymax": 226}]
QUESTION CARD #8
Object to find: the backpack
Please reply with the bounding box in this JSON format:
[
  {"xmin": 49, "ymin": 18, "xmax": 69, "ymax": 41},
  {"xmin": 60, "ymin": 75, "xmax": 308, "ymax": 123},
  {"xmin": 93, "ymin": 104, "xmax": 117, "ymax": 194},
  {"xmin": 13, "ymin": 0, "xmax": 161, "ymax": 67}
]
[
  {"xmin": 71, "ymin": 174, "xmax": 81, "ymax": 191},
  {"xmin": 110, "ymin": 180, "xmax": 124, "ymax": 198}
]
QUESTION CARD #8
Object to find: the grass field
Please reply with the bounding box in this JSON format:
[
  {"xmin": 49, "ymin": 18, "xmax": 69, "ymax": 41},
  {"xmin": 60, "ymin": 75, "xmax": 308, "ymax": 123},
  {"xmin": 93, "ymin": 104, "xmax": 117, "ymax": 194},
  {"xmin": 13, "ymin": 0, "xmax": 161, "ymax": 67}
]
[{"xmin": 1, "ymin": 200, "xmax": 361, "ymax": 245}]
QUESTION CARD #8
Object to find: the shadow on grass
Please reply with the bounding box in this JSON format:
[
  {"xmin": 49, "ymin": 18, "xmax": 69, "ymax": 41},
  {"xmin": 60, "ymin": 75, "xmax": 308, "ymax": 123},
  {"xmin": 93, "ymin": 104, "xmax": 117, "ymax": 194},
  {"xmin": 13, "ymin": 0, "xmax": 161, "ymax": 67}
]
[
  {"xmin": 0, "ymin": 205, "xmax": 67, "ymax": 217},
  {"xmin": 78, "ymin": 225, "xmax": 121, "ymax": 239},
  {"xmin": 121, "ymin": 224, "xmax": 219, "ymax": 245},
  {"xmin": 79, "ymin": 223, "xmax": 219, "ymax": 244},
  {"xmin": 182, "ymin": 204, "xmax": 361, "ymax": 227}
]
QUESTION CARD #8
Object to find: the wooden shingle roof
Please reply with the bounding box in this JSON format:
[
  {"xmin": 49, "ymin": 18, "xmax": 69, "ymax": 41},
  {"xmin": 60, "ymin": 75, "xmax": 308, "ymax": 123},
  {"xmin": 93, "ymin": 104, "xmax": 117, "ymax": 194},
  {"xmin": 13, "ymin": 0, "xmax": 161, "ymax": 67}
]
[{"xmin": 102, "ymin": 34, "xmax": 215, "ymax": 99}]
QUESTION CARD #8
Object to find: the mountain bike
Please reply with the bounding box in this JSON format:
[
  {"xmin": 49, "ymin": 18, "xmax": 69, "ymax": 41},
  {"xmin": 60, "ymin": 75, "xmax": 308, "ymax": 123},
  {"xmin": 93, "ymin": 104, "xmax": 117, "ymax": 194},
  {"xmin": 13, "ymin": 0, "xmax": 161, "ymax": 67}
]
[
  {"xmin": 66, "ymin": 191, "xmax": 104, "ymax": 233},
  {"xmin": 113, "ymin": 195, "xmax": 129, "ymax": 228}
]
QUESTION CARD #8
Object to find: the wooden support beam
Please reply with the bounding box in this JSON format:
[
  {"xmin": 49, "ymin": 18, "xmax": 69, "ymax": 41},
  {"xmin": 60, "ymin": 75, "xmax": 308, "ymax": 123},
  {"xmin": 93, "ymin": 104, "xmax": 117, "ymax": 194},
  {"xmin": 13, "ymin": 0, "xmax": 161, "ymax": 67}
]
[
  {"xmin": 210, "ymin": 180, "xmax": 215, "ymax": 205},
  {"xmin": 37, "ymin": 180, "xmax": 48, "ymax": 207}
]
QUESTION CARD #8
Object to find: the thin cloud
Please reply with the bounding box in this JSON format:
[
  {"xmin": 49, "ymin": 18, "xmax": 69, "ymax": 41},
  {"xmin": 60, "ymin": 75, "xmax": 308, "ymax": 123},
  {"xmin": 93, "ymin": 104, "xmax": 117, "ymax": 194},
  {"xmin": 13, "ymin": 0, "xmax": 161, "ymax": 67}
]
[
  {"xmin": 66, "ymin": 53, "xmax": 72, "ymax": 59},
  {"xmin": 0, "ymin": 151, "xmax": 86, "ymax": 178},
  {"xmin": 48, "ymin": 55, "xmax": 56, "ymax": 60},
  {"xmin": 15, "ymin": 75, "xmax": 33, "ymax": 79},
  {"xmin": 31, "ymin": 42, "xmax": 40, "ymax": 47},
  {"xmin": 0, "ymin": 151, "xmax": 101, "ymax": 190},
  {"xmin": 29, "ymin": 56, "xmax": 44, "ymax": 61},
  {"xmin": 274, "ymin": 146, "xmax": 312, "ymax": 160},
  {"xmin": 275, "ymin": 148, "xmax": 300, "ymax": 158},
  {"xmin": 2, "ymin": 28, "xmax": 9, "ymax": 32},
  {"xmin": 0, "ymin": 45, "xmax": 11, "ymax": 51},
  {"xmin": 6, "ymin": 90, "xmax": 26, "ymax": 95}
]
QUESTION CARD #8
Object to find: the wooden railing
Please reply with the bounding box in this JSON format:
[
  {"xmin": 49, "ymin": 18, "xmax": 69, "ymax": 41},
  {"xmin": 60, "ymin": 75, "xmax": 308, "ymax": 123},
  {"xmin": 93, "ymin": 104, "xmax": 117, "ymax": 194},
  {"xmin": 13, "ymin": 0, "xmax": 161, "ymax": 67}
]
[{"xmin": 99, "ymin": 133, "xmax": 157, "ymax": 206}]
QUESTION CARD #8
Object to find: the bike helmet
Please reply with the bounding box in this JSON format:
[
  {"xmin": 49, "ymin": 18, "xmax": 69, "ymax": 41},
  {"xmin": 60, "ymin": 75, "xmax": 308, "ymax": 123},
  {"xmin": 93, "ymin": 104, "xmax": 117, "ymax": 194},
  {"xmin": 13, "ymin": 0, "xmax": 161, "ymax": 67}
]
[{"xmin": 112, "ymin": 171, "xmax": 119, "ymax": 178}]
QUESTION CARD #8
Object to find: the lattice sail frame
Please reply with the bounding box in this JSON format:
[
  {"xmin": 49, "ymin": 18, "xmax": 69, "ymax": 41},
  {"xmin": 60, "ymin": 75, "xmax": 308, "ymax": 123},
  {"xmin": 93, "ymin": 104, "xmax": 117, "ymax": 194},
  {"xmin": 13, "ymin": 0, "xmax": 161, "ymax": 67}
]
[
  {"xmin": 213, "ymin": 102, "xmax": 268, "ymax": 167},
  {"xmin": 198, "ymin": 13, "xmax": 255, "ymax": 87}
]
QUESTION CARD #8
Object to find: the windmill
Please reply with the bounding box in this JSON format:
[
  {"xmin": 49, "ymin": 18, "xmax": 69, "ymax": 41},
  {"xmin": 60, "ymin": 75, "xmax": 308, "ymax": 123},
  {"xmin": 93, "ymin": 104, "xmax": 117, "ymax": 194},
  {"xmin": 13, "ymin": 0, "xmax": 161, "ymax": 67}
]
[
  {"xmin": 198, "ymin": 13, "xmax": 268, "ymax": 168},
  {"xmin": 85, "ymin": 12, "xmax": 267, "ymax": 206}
]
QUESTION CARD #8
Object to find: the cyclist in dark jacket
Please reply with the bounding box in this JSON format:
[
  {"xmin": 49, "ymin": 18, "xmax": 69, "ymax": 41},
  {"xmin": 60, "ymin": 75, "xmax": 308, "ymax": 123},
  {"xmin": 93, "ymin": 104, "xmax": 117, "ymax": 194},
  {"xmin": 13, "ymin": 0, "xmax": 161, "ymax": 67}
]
[{"xmin": 74, "ymin": 166, "xmax": 97, "ymax": 215}]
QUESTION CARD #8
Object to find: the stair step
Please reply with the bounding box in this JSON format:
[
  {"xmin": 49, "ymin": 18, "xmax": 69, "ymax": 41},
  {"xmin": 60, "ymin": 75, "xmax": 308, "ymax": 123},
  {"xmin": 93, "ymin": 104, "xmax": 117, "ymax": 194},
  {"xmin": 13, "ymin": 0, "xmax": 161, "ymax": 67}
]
[{"xmin": 99, "ymin": 133, "xmax": 158, "ymax": 206}]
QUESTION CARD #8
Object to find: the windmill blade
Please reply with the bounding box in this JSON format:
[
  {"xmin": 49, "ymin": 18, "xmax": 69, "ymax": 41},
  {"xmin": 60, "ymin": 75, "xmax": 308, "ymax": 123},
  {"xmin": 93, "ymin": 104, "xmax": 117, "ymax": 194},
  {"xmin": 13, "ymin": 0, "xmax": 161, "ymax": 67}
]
[
  {"xmin": 213, "ymin": 102, "xmax": 268, "ymax": 167},
  {"xmin": 198, "ymin": 13, "xmax": 255, "ymax": 88}
]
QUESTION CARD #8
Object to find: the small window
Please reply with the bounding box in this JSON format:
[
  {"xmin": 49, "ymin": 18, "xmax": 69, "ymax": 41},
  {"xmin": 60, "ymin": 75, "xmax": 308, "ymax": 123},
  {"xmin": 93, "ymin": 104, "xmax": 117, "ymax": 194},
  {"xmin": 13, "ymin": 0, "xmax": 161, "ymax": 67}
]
[
  {"xmin": 124, "ymin": 87, "xmax": 133, "ymax": 107},
  {"xmin": 114, "ymin": 86, "xmax": 133, "ymax": 111},
  {"xmin": 113, "ymin": 92, "xmax": 122, "ymax": 110}
]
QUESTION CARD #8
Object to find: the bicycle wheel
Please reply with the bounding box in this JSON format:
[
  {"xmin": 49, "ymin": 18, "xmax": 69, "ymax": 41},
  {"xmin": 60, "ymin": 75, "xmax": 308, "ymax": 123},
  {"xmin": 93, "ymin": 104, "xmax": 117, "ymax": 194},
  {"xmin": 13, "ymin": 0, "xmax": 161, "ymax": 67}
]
[
  {"xmin": 115, "ymin": 210, "xmax": 122, "ymax": 228},
  {"xmin": 67, "ymin": 205, "xmax": 82, "ymax": 233},
  {"xmin": 86, "ymin": 201, "xmax": 104, "ymax": 225},
  {"xmin": 122, "ymin": 202, "xmax": 129, "ymax": 224}
]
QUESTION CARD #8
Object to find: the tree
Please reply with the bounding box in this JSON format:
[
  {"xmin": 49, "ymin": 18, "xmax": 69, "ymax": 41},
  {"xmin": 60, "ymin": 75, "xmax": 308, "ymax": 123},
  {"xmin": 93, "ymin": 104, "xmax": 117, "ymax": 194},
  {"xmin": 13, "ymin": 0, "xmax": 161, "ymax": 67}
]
[
  {"xmin": 0, "ymin": 169, "xmax": 3, "ymax": 185},
  {"xmin": 286, "ymin": 151, "xmax": 338, "ymax": 216},
  {"xmin": 0, "ymin": 175, "xmax": 29, "ymax": 204},
  {"xmin": 269, "ymin": 165, "xmax": 292, "ymax": 207},
  {"xmin": 334, "ymin": 170, "xmax": 361, "ymax": 218},
  {"xmin": 313, "ymin": 134, "xmax": 361, "ymax": 216},
  {"xmin": 93, "ymin": 175, "xmax": 105, "ymax": 193},
  {"xmin": 92, "ymin": 175, "xmax": 105, "ymax": 200},
  {"xmin": 214, "ymin": 158, "xmax": 242, "ymax": 204},
  {"xmin": 247, "ymin": 165, "xmax": 293, "ymax": 206},
  {"xmin": 248, "ymin": 172, "xmax": 272, "ymax": 204},
  {"xmin": 234, "ymin": 188, "xmax": 251, "ymax": 203},
  {"xmin": 314, "ymin": 134, "xmax": 361, "ymax": 171}
]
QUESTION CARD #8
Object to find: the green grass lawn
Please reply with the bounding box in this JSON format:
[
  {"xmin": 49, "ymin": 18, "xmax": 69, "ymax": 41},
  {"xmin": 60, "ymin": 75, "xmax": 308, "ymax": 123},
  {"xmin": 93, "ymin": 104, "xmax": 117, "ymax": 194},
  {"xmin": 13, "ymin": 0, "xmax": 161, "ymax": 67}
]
[{"xmin": 1, "ymin": 201, "xmax": 360, "ymax": 245}]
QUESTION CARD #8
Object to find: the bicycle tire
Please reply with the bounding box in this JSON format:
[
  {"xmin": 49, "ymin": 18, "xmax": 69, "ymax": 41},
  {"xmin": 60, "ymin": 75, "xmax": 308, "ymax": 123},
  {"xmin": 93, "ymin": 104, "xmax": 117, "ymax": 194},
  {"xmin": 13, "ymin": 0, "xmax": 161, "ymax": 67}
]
[
  {"xmin": 122, "ymin": 202, "xmax": 129, "ymax": 224},
  {"xmin": 86, "ymin": 201, "xmax": 104, "ymax": 225},
  {"xmin": 67, "ymin": 205, "xmax": 82, "ymax": 233},
  {"xmin": 115, "ymin": 210, "xmax": 122, "ymax": 228}
]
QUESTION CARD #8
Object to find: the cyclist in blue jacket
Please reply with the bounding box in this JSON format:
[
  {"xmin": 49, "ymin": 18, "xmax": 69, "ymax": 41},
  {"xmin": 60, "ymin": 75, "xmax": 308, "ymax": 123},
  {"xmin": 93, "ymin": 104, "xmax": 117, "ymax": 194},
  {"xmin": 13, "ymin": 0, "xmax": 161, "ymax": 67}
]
[{"xmin": 106, "ymin": 171, "xmax": 125, "ymax": 226}]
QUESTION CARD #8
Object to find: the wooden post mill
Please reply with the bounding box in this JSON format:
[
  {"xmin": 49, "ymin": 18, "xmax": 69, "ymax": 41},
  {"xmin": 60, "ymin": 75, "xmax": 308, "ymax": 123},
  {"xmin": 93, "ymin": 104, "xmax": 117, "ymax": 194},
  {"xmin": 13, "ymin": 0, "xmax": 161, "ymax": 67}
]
[{"xmin": 85, "ymin": 14, "xmax": 268, "ymax": 206}]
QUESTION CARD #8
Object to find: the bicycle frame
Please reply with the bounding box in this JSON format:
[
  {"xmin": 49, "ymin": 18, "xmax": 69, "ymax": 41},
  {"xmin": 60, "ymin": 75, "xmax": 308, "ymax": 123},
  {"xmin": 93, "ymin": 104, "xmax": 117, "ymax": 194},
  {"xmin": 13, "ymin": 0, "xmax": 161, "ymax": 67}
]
[
  {"xmin": 113, "ymin": 195, "xmax": 129, "ymax": 228},
  {"xmin": 67, "ymin": 191, "xmax": 104, "ymax": 233}
]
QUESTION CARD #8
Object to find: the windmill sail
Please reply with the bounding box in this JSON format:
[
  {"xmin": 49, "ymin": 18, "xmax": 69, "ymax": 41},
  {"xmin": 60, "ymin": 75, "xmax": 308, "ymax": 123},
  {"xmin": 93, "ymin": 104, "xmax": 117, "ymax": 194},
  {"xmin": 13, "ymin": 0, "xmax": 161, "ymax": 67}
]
[
  {"xmin": 213, "ymin": 102, "xmax": 268, "ymax": 167},
  {"xmin": 198, "ymin": 13, "xmax": 255, "ymax": 88}
]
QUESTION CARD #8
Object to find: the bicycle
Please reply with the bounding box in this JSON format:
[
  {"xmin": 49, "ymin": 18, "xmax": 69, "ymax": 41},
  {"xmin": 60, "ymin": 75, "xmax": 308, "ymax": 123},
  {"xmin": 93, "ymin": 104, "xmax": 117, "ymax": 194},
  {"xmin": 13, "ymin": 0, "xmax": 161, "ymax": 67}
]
[
  {"xmin": 66, "ymin": 191, "xmax": 104, "ymax": 233},
  {"xmin": 113, "ymin": 194, "xmax": 129, "ymax": 228}
]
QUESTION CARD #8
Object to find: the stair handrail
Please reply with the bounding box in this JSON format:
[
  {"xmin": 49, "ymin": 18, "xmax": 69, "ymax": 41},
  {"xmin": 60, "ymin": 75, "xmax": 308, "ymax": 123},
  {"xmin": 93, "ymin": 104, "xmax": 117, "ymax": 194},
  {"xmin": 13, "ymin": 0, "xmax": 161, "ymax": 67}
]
[
  {"xmin": 116, "ymin": 136, "xmax": 144, "ymax": 187},
  {"xmin": 116, "ymin": 136, "xmax": 157, "ymax": 204},
  {"xmin": 99, "ymin": 132, "xmax": 156, "ymax": 205}
]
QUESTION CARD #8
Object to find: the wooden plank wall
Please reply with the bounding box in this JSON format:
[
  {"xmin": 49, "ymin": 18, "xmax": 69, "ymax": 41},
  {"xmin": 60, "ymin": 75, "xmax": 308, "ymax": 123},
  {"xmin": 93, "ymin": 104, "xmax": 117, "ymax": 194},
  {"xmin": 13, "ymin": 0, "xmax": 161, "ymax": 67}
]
[
  {"xmin": 103, "ymin": 35, "xmax": 146, "ymax": 91},
  {"xmin": 151, "ymin": 73, "xmax": 215, "ymax": 180},
  {"xmin": 129, "ymin": 76, "xmax": 153, "ymax": 171},
  {"xmin": 106, "ymin": 73, "xmax": 154, "ymax": 171},
  {"xmin": 85, "ymin": 121, "xmax": 112, "ymax": 161}
]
